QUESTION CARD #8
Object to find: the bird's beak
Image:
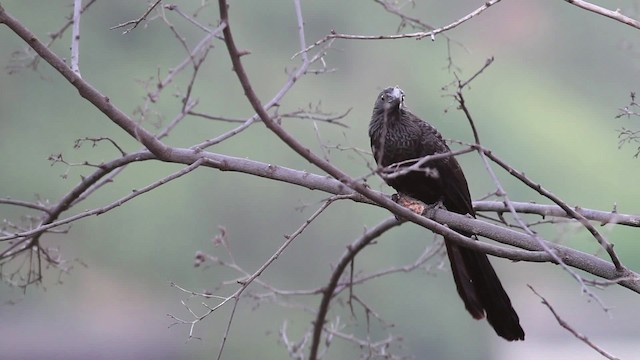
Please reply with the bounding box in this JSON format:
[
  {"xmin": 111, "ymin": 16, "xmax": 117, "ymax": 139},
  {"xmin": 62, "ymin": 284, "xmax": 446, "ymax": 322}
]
[
  {"xmin": 389, "ymin": 86, "xmax": 402, "ymax": 101},
  {"xmin": 383, "ymin": 86, "xmax": 403, "ymax": 110}
]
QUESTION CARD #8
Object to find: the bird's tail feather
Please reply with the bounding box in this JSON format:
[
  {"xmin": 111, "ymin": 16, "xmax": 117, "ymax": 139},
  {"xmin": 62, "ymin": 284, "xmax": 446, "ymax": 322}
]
[{"xmin": 445, "ymin": 239, "xmax": 525, "ymax": 341}]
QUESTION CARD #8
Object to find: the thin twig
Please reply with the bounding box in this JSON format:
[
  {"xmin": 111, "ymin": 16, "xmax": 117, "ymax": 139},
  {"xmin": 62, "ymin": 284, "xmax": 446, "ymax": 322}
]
[
  {"xmin": 380, "ymin": 147, "xmax": 475, "ymax": 180},
  {"xmin": 0, "ymin": 198, "xmax": 51, "ymax": 214},
  {"xmin": 293, "ymin": 0, "xmax": 308, "ymax": 64},
  {"xmin": 480, "ymin": 146, "xmax": 624, "ymax": 271},
  {"xmin": 147, "ymin": 22, "xmax": 226, "ymax": 102},
  {"xmin": 564, "ymin": 0, "xmax": 640, "ymax": 30},
  {"xmin": 373, "ymin": 0, "xmax": 436, "ymax": 32},
  {"xmin": 0, "ymin": 7, "xmax": 170, "ymax": 157},
  {"xmin": 193, "ymin": 6, "xmax": 334, "ymax": 151},
  {"xmin": 529, "ymin": 285, "xmax": 621, "ymax": 360},
  {"xmin": 217, "ymin": 296, "xmax": 240, "ymax": 360},
  {"xmin": 309, "ymin": 217, "xmax": 401, "ymax": 359},
  {"xmin": 0, "ymin": 159, "xmax": 204, "ymax": 251},
  {"xmin": 169, "ymin": 196, "xmax": 345, "ymax": 353},
  {"xmin": 4, "ymin": 0, "xmax": 98, "ymax": 73},
  {"xmin": 110, "ymin": 0, "xmax": 162, "ymax": 34},
  {"xmin": 165, "ymin": 4, "xmax": 214, "ymax": 34},
  {"xmin": 293, "ymin": 0, "xmax": 502, "ymax": 58},
  {"xmin": 451, "ymin": 61, "xmax": 626, "ymax": 314},
  {"xmin": 70, "ymin": 0, "xmax": 82, "ymax": 76}
]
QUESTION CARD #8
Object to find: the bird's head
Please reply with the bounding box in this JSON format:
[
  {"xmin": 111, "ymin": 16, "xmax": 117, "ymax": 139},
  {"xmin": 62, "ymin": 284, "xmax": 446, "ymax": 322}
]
[{"xmin": 375, "ymin": 86, "xmax": 405, "ymax": 113}]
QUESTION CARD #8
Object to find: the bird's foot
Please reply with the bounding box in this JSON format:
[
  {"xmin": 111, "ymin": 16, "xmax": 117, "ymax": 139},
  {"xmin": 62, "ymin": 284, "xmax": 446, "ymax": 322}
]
[{"xmin": 422, "ymin": 199, "xmax": 446, "ymax": 219}]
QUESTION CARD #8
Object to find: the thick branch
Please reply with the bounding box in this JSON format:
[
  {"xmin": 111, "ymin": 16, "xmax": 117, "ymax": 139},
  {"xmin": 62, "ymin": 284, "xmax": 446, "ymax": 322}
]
[
  {"xmin": 431, "ymin": 209, "xmax": 640, "ymax": 293},
  {"xmin": 4, "ymin": 147, "xmax": 637, "ymax": 287},
  {"xmin": 0, "ymin": 152, "xmax": 154, "ymax": 258}
]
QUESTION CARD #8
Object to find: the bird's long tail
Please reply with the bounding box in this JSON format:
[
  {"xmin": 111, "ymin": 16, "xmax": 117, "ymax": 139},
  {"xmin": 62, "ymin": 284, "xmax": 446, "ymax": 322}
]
[{"xmin": 445, "ymin": 239, "xmax": 525, "ymax": 341}]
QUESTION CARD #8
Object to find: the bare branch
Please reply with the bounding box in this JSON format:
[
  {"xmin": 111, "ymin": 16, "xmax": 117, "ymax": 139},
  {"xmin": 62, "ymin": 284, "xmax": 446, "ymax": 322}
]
[
  {"xmin": 529, "ymin": 285, "xmax": 621, "ymax": 360},
  {"xmin": 334, "ymin": 238, "xmax": 445, "ymax": 301},
  {"xmin": 564, "ymin": 0, "xmax": 640, "ymax": 30},
  {"xmin": 2, "ymin": 135, "xmax": 637, "ymax": 296},
  {"xmin": 213, "ymin": 10, "xmax": 640, "ymax": 332},
  {"xmin": 217, "ymin": 296, "xmax": 239, "ymax": 360},
  {"xmin": 3, "ymin": 3, "xmax": 639, "ymax": 359},
  {"xmin": 0, "ymin": 7, "xmax": 171, "ymax": 158},
  {"xmin": 0, "ymin": 198, "xmax": 51, "ymax": 214},
  {"xmin": 294, "ymin": 0, "xmax": 503, "ymax": 58},
  {"xmin": 1, "ymin": 158, "xmax": 204, "ymax": 259},
  {"xmin": 454, "ymin": 63, "xmax": 596, "ymax": 305},
  {"xmin": 74, "ymin": 137, "xmax": 127, "ymax": 156},
  {"xmin": 280, "ymin": 108, "xmax": 351, "ymax": 128},
  {"xmin": 450, "ymin": 67, "xmax": 623, "ymax": 312},
  {"xmin": 147, "ymin": 22, "xmax": 225, "ymax": 103},
  {"xmin": 458, "ymin": 56, "xmax": 494, "ymax": 90},
  {"xmin": 169, "ymin": 196, "xmax": 346, "ymax": 353},
  {"xmin": 218, "ymin": 4, "xmax": 581, "ymax": 302},
  {"xmin": 70, "ymin": 0, "xmax": 82, "ymax": 76},
  {"xmin": 109, "ymin": 0, "xmax": 162, "ymax": 34},
  {"xmin": 293, "ymin": 0, "xmax": 308, "ymax": 63},
  {"xmin": 164, "ymin": 4, "xmax": 215, "ymax": 34},
  {"xmin": 373, "ymin": 0, "xmax": 437, "ymax": 32},
  {"xmin": 429, "ymin": 207, "xmax": 640, "ymax": 293},
  {"xmin": 473, "ymin": 201, "xmax": 640, "ymax": 227},
  {"xmin": 187, "ymin": 111, "xmax": 246, "ymax": 123},
  {"xmin": 310, "ymin": 217, "xmax": 401, "ymax": 360},
  {"xmin": 480, "ymin": 146, "xmax": 624, "ymax": 271},
  {"xmin": 616, "ymin": 92, "xmax": 640, "ymax": 157},
  {"xmin": 5, "ymin": 0, "xmax": 98, "ymax": 73},
  {"xmin": 380, "ymin": 147, "xmax": 475, "ymax": 180}
]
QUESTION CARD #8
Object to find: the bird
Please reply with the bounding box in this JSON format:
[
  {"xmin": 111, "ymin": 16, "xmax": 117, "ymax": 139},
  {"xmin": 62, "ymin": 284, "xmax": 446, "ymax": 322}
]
[{"xmin": 368, "ymin": 86, "xmax": 524, "ymax": 341}]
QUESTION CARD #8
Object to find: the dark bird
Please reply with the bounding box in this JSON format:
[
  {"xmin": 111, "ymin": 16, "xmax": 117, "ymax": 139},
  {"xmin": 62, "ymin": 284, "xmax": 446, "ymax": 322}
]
[{"xmin": 369, "ymin": 86, "xmax": 524, "ymax": 341}]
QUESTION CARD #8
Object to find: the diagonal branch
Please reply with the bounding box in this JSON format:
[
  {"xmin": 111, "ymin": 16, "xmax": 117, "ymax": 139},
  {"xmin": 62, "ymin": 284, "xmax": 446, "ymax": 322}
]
[
  {"xmin": 529, "ymin": 285, "xmax": 621, "ymax": 360},
  {"xmin": 0, "ymin": 6, "xmax": 171, "ymax": 158},
  {"xmin": 454, "ymin": 69, "xmax": 623, "ymax": 310},
  {"xmin": 563, "ymin": 0, "xmax": 640, "ymax": 30},
  {"xmin": 480, "ymin": 146, "xmax": 625, "ymax": 271},
  {"xmin": 217, "ymin": 0, "xmax": 639, "ymax": 289},
  {"xmin": 311, "ymin": 217, "xmax": 401, "ymax": 359},
  {"xmin": 109, "ymin": 0, "xmax": 162, "ymax": 34}
]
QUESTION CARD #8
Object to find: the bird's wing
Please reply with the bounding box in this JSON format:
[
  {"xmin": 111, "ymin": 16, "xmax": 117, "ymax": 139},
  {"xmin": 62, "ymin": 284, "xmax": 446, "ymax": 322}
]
[{"xmin": 415, "ymin": 117, "xmax": 475, "ymax": 216}]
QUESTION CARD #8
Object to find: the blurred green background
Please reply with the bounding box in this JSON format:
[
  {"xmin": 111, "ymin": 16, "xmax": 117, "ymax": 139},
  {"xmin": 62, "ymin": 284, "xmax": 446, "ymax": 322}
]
[{"xmin": 1, "ymin": 1, "xmax": 640, "ymax": 359}]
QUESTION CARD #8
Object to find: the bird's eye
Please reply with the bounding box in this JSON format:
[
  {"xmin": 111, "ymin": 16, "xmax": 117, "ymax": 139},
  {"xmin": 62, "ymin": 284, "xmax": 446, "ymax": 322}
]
[
  {"xmin": 401, "ymin": 95, "xmax": 405, "ymax": 102},
  {"xmin": 381, "ymin": 95, "xmax": 385, "ymax": 101}
]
